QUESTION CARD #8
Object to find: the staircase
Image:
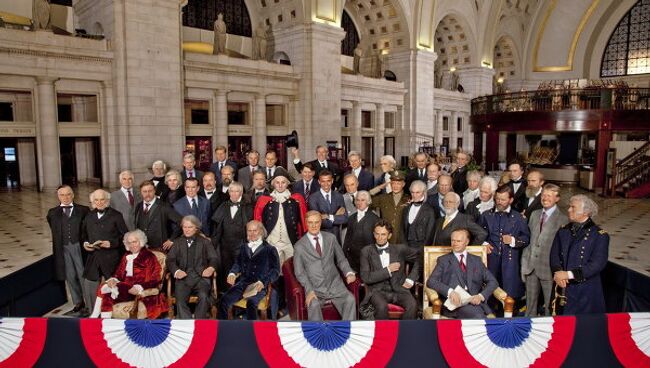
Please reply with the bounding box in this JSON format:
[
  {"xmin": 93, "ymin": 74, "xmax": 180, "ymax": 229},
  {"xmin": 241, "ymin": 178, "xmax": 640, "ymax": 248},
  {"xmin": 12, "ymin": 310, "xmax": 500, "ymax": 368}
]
[{"xmin": 614, "ymin": 141, "xmax": 650, "ymax": 198}]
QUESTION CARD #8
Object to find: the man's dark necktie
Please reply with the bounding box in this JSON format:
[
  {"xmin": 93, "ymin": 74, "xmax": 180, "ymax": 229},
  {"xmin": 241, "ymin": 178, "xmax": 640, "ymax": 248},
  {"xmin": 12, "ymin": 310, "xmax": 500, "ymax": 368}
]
[
  {"xmin": 313, "ymin": 236, "xmax": 322, "ymax": 256},
  {"xmin": 459, "ymin": 254, "xmax": 467, "ymax": 272},
  {"xmin": 540, "ymin": 211, "xmax": 547, "ymax": 232},
  {"xmin": 377, "ymin": 247, "xmax": 388, "ymax": 255},
  {"xmin": 255, "ymin": 191, "xmax": 263, "ymax": 199},
  {"xmin": 191, "ymin": 198, "xmax": 198, "ymax": 215},
  {"xmin": 144, "ymin": 202, "xmax": 150, "ymax": 214},
  {"xmin": 127, "ymin": 190, "xmax": 134, "ymax": 206},
  {"xmin": 63, "ymin": 206, "xmax": 72, "ymax": 217},
  {"xmin": 268, "ymin": 168, "xmax": 272, "ymax": 178},
  {"xmin": 305, "ymin": 182, "xmax": 311, "ymax": 200}
]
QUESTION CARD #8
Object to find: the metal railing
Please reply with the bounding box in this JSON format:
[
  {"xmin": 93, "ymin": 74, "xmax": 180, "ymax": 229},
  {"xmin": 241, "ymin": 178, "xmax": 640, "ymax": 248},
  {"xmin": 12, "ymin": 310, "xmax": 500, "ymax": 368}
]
[{"xmin": 614, "ymin": 141, "xmax": 650, "ymax": 191}]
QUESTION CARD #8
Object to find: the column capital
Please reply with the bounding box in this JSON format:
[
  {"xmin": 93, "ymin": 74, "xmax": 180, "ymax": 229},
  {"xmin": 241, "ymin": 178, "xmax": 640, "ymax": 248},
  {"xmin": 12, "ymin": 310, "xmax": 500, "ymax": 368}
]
[
  {"xmin": 375, "ymin": 103, "xmax": 385, "ymax": 110},
  {"xmin": 255, "ymin": 93, "xmax": 266, "ymax": 101},
  {"xmin": 215, "ymin": 89, "xmax": 229, "ymax": 97},
  {"xmin": 36, "ymin": 76, "xmax": 58, "ymax": 85}
]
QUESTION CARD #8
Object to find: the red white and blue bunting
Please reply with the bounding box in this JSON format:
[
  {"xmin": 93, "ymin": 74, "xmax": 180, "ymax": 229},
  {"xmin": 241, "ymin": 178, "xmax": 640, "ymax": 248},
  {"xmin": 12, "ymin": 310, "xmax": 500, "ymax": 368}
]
[
  {"xmin": 438, "ymin": 316, "xmax": 576, "ymax": 367},
  {"xmin": 608, "ymin": 313, "xmax": 650, "ymax": 367},
  {"xmin": 79, "ymin": 319, "xmax": 217, "ymax": 368},
  {"xmin": 0, "ymin": 318, "xmax": 47, "ymax": 368},
  {"xmin": 254, "ymin": 321, "xmax": 398, "ymax": 368}
]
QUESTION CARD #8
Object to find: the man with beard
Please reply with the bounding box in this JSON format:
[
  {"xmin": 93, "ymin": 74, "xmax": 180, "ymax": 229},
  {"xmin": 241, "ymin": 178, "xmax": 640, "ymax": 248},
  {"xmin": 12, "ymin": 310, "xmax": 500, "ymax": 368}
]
[
  {"xmin": 466, "ymin": 176, "xmax": 498, "ymax": 222},
  {"xmin": 426, "ymin": 174, "xmax": 463, "ymax": 217},
  {"xmin": 432, "ymin": 192, "xmax": 487, "ymax": 246},
  {"xmin": 218, "ymin": 165, "xmax": 236, "ymax": 195},
  {"xmin": 212, "ymin": 181, "xmax": 253, "ymax": 291},
  {"xmin": 243, "ymin": 171, "xmax": 270, "ymax": 207},
  {"xmin": 522, "ymin": 170, "xmax": 544, "ymax": 219},
  {"xmin": 478, "ymin": 185, "xmax": 530, "ymax": 307},
  {"xmin": 134, "ymin": 180, "xmax": 181, "ymax": 251},
  {"xmin": 199, "ymin": 171, "xmax": 228, "ymax": 217}
]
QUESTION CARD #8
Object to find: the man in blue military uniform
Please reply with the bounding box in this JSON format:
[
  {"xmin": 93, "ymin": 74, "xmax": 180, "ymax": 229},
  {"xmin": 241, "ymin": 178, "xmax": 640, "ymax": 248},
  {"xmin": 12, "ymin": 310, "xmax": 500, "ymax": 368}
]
[
  {"xmin": 550, "ymin": 194, "xmax": 609, "ymax": 315},
  {"xmin": 478, "ymin": 185, "xmax": 530, "ymax": 306}
]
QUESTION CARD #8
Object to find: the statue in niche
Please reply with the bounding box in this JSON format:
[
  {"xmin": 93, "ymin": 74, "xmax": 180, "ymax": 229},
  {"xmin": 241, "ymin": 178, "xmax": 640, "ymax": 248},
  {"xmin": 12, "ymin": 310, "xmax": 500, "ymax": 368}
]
[
  {"xmin": 212, "ymin": 13, "xmax": 227, "ymax": 55},
  {"xmin": 252, "ymin": 22, "xmax": 268, "ymax": 60},
  {"xmin": 371, "ymin": 50, "xmax": 383, "ymax": 78},
  {"xmin": 353, "ymin": 43, "xmax": 364, "ymax": 74},
  {"xmin": 33, "ymin": 0, "xmax": 51, "ymax": 31}
]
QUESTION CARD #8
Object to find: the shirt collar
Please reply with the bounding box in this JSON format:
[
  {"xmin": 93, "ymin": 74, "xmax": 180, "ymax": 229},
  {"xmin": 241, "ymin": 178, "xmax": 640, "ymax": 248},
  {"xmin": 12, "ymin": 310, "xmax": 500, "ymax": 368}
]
[
  {"xmin": 186, "ymin": 196, "xmax": 198, "ymax": 204},
  {"xmin": 376, "ymin": 243, "xmax": 389, "ymax": 250},
  {"xmin": 145, "ymin": 197, "xmax": 157, "ymax": 206},
  {"xmin": 446, "ymin": 210, "xmax": 459, "ymax": 221},
  {"xmin": 320, "ymin": 188, "xmax": 331, "ymax": 197},
  {"xmin": 544, "ymin": 204, "xmax": 557, "ymax": 216},
  {"xmin": 60, "ymin": 203, "xmax": 74, "ymax": 207},
  {"xmin": 453, "ymin": 250, "xmax": 468, "ymax": 261}
]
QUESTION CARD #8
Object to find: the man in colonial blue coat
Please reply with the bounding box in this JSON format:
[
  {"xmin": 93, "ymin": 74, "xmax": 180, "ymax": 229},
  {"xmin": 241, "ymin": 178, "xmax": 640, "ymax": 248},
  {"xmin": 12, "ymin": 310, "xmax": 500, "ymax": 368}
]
[
  {"xmin": 219, "ymin": 220, "xmax": 280, "ymax": 320},
  {"xmin": 478, "ymin": 185, "xmax": 530, "ymax": 304},
  {"xmin": 550, "ymin": 194, "xmax": 609, "ymax": 315}
]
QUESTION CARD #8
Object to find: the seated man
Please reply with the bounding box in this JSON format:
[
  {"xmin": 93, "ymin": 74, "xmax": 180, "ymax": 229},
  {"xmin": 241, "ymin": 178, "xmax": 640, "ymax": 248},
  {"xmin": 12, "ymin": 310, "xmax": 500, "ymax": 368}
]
[
  {"xmin": 166, "ymin": 215, "xmax": 218, "ymax": 319},
  {"xmin": 90, "ymin": 229, "xmax": 167, "ymax": 319},
  {"xmin": 426, "ymin": 228, "xmax": 497, "ymax": 319},
  {"xmin": 293, "ymin": 210, "xmax": 357, "ymax": 321},
  {"xmin": 360, "ymin": 220, "xmax": 419, "ymax": 320},
  {"xmin": 218, "ymin": 220, "xmax": 280, "ymax": 320}
]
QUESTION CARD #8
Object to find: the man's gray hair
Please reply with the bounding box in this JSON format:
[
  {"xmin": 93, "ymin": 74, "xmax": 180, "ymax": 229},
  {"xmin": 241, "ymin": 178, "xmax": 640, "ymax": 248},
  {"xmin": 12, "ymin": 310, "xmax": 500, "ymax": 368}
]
[
  {"xmin": 229, "ymin": 181, "xmax": 244, "ymax": 192},
  {"xmin": 89, "ymin": 189, "xmax": 110, "ymax": 205},
  {"xmin": 119, "ymin": 170, "xmax": 134, "ymax": 180},
  {"xmin": 466, "ymin": 170, "xmax": 482, "ymax": 182},
  {"xmin": 380, "ymin": 155, "xmax": 396, "ymax": 167},
  {"xmin": 356, "ymin": 190, "xmax": 371, "ymax": 205},
  {"xmin": 479, "ymin": 176, "xmax": 498, "ymax": 193},
  {"xmin": 247, "ymin": 220, "xmax": 268, "ymax": 239},
  {"xmin": 181, "ymin": 215, "xmax": 202, "ymax": 230},
  {"xmin": 409, "ymin": 180, "xmax": 427, "ymax": 194},
  {"xmin": 152, "ymin": 160, "xmax": 167, "ymax": 170},
  {"xmin": 571, "ymin": 194, "xmax": 599, "ymax": 217},
  {"xmin": 343, "ymin": 173, "xmax": 359, "ymax": 183},
  {"xmin": 444, "ymin": 191, "xmax": 461, "ymax": 204},
  {"xmin": 165, "ymin": 169, "xmax": 181, "ymax": 184},
  {"xmin": 348, "ymin": 151, "xmax": 361, "ymax": 160},
  {"xmin": 183, "ymin": 153, "xmax": 195, "ymax": 161},
  {"xmin": 123, "ymin": 229, "xmax": 148, "ymax": 248}
]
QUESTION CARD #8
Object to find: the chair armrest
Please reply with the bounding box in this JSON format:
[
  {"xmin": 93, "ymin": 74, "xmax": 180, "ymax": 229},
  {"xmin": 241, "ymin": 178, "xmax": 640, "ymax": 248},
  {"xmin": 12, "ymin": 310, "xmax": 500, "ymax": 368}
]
[
  {"xmin": 141, "ymin": 288, "xmax": 159, "ymax": 297},
  {"xmin": 492, "ymin": 287, "xmax": 515, "ymax": 318},
  {"xmin": 423, "ymin": 287, "xmax": 441, "ymax": 319},
  {"xmin": 211, "ymin": 273, "xmax": 218, "ymax": 299},
  {"xmin": 424, "ymin": 287, "xmax": 439, "ymax": 304}
]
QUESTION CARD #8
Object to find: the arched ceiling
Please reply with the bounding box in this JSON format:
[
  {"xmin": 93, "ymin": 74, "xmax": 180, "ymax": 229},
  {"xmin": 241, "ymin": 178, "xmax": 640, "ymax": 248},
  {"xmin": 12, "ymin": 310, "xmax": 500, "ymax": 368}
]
[
  {"xmin": 434, "ymin": 14, "xmax": 473, "ymax": 70},
  {"xmin": 494, "ymin": 36, "xmax": 519, "ymax": 80},
  {"xmin": 343, "ymin": 0, "xmax": 410, "ymax": 54}
]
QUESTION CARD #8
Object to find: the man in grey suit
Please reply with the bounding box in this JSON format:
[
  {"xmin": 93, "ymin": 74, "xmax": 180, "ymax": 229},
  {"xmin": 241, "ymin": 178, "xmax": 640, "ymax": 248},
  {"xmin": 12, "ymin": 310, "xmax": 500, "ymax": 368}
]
[
  {"xmin": 110, "ymin": 170, "xmax": 141, "ymax": 230},
  {"xmin": 427, "ymin": 228, "xmax": 498, "ymax": 318},
  {"xmin": 522, "ymin": 183, "xmax": 568, "ymax": 316},
  {"xmin": 426, "ymin": 162, "xmax": 442, "ymax": 196},
  {"xmin": 237, "ymin": 150, "xmax": 262, "ymax": 189},
  {"xmin": 293, "ymin": 210, "xmax": 357, "ymax": 321}
]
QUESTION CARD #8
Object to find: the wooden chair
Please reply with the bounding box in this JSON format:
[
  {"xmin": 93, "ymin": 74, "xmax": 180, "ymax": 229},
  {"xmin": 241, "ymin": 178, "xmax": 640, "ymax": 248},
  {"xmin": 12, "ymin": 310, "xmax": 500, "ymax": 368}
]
[
  {"xmin": 422, "ymin": 245, "xmax": 515, "ymax": 319},
  {"xmin": 166, "ymin": 270, "xmax": 218, "ymax": 319},
  {"xmin": 112, "ymin": 250, "xmax": 167, "ymax": 319},
  {"xmin": 227, "ymin": 283, "xmax": 273, "ymax": 320}
]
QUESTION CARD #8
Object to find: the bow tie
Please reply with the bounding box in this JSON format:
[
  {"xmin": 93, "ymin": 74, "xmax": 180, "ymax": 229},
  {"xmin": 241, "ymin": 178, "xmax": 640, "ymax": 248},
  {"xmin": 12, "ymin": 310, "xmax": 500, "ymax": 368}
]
[
  {"xmin": 511, "ymin": 179, "xmax": 523, "ymax": 184},
  {"xmin": 497, "ymin": 210, "xmax": 510, "ymax": 215},
  {"xmin": 61, "ymin": 205, "xmax": 72, "ymax": 208},
  {"xmin": 376, "ymin": 246, "xmax": 389, "ymax": 255},
  {"xmin": 206, "ymin": 191, "xmax": 213, "ymax": 195},
  {"xmin": 411, "ymin": 201, "xmax": 424, "ymax": 207},
  {"xmin": 230, "ymin": 202, "xmax": 241, "ymax": 207},
  {"xmin": 97, "ymin": 210, "xmax": 105, "ymax": 215}
]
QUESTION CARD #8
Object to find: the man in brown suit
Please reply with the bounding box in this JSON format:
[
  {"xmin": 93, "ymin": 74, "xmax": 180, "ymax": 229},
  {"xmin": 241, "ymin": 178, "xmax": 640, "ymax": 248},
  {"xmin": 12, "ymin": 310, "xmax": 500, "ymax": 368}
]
[{"xmin": 369, "ymin": 171, "xmax": 410, "ymax": 244}]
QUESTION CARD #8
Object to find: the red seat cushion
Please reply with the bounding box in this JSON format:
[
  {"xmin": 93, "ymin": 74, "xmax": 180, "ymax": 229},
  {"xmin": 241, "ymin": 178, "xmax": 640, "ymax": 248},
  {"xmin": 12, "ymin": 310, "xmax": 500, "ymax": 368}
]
[{"xmin": 388, "ymin": 304, "xmax": 405, "ymax": 313}]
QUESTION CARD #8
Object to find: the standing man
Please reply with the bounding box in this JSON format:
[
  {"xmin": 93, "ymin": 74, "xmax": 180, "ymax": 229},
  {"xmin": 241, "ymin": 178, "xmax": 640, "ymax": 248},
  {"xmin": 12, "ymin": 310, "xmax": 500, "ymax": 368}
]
[
  {"xmin": 237, "ymin": 150, "xmax": 262, "ymax": 189},
  {"xmin": 199, "ymin": 171, "xmax": 229, "ymax": 217},
  {"xmin": 218, "ymin": 165, "xmax": 236, "ymax": 195},
  {"xmin": 507, "ymin": 161, "xmax": 527, "ymax": 213},
  {"xmin": 341, "ymin": 174, "xmax": 359, "ymax": 215},
  {"xmin": 135, "ymin": 180, "xmax": 181, "ymax": 251},
  {"xmin": 292, "ymin": 162, "xmax": 319, "ymax": 201},
  {"xmin": 210, "ymin": 145, "xmax": 238, "ymax": 183},
  {"xmin": 426, "ymin": 162, "xmax": 442, "ymax": 195},
  {"xmin": 173, "ymin": 177, "xmax": 212, "ymax": 236},
  {"xmin": 243, "ymin": 171, "xmax": 270, "ymax": 207},
  {"xmin": 522, "ymin": 170, "xmax": 545, "ymax": 219},
  {"xmin": 308, "ymin": 170, "xmax": 348, "ymax": 243},
  {"xmin": 110, "ymin": 170, "xmax": 141, "ymax": 230},
  {"xmin": 466, "ymin": 176, "xmax": 497, "ymax": 222},
  {"xmin": 451, "ymin": 151, "xmax": 471, "ymax": 194},
  {"xmin": 405, "ymin": 152, "xmax": 429, "ymax": 190},
  {"xmin": 343, "ymin": 191, "xmax": 380, "ymax": 273},
  {"xmin": 427, "ymin": 228, "xmax": 498, "ymax": 318},
  {"xmin": 462, "ymin": 171, "xmax": 482, "ymax": 210},
  {"xmin": 370, "ymin": 171, "xmax": 410, "ymax": 244},
  {"xmin": 343, "ymin": 151, "xmax": 374, "ymax": 191},
  {"xmin": 180, "ymin": 153, "xmax": 204, "ymax": 184},
  {"xmin": 166, "ymin": 215, "xmax": 218, "ymax": 319},
  {"xmin": 293, "ymin": 211, "xmax": 357, "ymax": 321},
  {"xmin": 403, "ymin": 180, "xmax": 437, "ymax": 252},
  {"xmin": 426, "ymin": 174, "xmax": 463, "ymax": 217},
  {"xmin": 47, "ymin": 185, "xmax": 90, "ymax": 316},
  {"xmin": 263, "ymin": 151, "xmax": 292, "ymax": 183},
  {"xmin": 150, "ymin": 160, "xmax": 168, "ymax": 197},
  {"xmin": 478, "ymin": 185, "xmax": 530, "ymax": 305},
  {"xmin": 360, "ymin": 220, "xmax": 420, "ymax": 320},
  {"xmin": 373, "ymin": 155, "xmax": 397, "ymax": 194},
  {"xmin": 291, "ymin": 146, "xmax": 342, "ymax": 188},
  {"xmin": 432, "ymin": 192, "xmax": 487, "ymax": 246},
  {"xmin": 550, "ymin": 195, "xmax": 609, "ymax": 315},
  {"xmin": 522, "ymin": 184, "xmax": 568, "ymax": 316}
]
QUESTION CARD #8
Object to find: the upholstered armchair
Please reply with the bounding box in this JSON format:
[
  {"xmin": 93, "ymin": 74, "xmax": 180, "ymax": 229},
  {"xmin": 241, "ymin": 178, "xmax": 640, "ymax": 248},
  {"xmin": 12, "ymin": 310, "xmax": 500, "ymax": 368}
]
[
  {"xmin": 166, "ymin": 269, "xmax": 218, "ymax": 319},
  {"xmin": 283, "ymin": 257, "xmax": 360, "ymax": 321},
  {"xmin": 112, "ymin": 250, "xmax": 166, "ymax": 319},
  {"xmin": 422, "ymin": 245, "xmax": 515, "ymax": 319}
]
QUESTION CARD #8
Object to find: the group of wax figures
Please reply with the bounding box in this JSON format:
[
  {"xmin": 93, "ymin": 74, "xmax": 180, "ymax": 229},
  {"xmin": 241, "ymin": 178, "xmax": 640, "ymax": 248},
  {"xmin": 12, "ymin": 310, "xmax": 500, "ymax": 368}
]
[{"xmin": 47, "ymin": 145, "xmax": 609, "ymax": 320}]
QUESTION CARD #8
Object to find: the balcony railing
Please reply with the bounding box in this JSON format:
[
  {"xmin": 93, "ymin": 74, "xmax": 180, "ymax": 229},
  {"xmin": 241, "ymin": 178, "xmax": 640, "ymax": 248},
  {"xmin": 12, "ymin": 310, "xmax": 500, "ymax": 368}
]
[{"xmin": 471, "ymin": 87, "xmax": 650, "ymax": 115}]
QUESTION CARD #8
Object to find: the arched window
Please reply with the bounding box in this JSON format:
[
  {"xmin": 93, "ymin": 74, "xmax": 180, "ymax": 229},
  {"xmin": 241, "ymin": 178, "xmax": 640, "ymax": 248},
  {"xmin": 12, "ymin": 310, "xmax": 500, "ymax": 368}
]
[
  {"xmin": 601, "ymin": 0, "xmax": 650, "ymax": 77},
  {"xmin": 341, "ymin": 10, "xmax": 360, "ymax": 57},
  {"xmin": 183, "ymin": 0, "xmax": 252, "ymax": 37}
]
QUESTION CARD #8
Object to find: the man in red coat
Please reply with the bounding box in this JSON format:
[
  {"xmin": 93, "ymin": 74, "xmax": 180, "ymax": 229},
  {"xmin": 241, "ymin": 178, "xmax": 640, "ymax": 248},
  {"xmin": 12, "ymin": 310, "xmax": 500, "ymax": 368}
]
[{"xmin": 90, "ymin": 229, "xmax": 167, "ymax": 319}]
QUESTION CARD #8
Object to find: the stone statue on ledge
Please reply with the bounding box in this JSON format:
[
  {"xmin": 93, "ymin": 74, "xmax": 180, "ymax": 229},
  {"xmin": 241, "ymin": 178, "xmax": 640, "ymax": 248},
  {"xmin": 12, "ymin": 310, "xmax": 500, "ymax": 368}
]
[
  {"xmin": 252, "ymin": 22, "xmax": 268, "ymax": 61},
  {"xmin": 212, "ymin": 13, "xmax": 227, "ymax": 55},
  {"xmin": 353, "ymin": 43, "xmax": 363, "ymax": 74},
  {"xmin": 33, "ymin": 0, "xmax": 51, "ymax": 31}
]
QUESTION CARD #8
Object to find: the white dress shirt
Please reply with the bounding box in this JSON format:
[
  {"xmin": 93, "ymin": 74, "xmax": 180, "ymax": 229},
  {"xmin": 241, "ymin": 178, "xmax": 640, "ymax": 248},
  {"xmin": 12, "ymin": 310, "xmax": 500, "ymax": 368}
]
[{"xmin": 407, "ymin": 202, "xmax": 422, "ymax": 224}]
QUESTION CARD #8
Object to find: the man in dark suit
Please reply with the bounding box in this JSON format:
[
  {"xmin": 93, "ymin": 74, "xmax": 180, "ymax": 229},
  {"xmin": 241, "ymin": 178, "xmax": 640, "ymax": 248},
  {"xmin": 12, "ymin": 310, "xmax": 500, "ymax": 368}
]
[
  {"xmin": 173, "ymin": 177, "xmax": 212, "ymax": 236},
  {"xmin": 427, "ymin": 228, "xmax": 498, "ymax": 318},
  {"xmin": 343, "ymin": 190, "xmax": 379, "ymax": 273},
  {"xmin": 110, "ymin": 170, "xmax": 141, "ymax": 230},
  {"xmin": 426, "ymin": 162, "xmax": 442, "ymax": 196},
  {"xmin": 47, "ymin": 185, "xmax": 90, "ymax": 316},
  {"xmin": 341, "ymin": 174, "xmax": 359, "ymax": 216},
  {"xmin": 212, "ymin": 181, "xmax": 253, "ymax": 291},
  {"xmin": 478, "ymin": 185, "xmax": 530, "ymax": 303},
  {"xmin": 550, "ymin": 195, "xmax": 609, "ymax": 315},
  {"xmin": 209, "ymin": 145, "xmax": 238, "ymax": 183},
  {"xmin": 405, "ymin": 152, "xmax": 430, "ymax": 191},
  {"xmin": 426, "ymin": 174, "xmax": 463, "ymax": 217},
  {"xmin": 150, "ymin": 160, "xmax": 168, "ymax": 197},
  {"xmin": 166, "ymin": 215, "xmax": 218, "ymax": 319},
  {"xmin": 243, "ymin": 171, "xmax": 270, "ymax": 207},
  {"xmin": 507, "ymin": 161, "xmax": 527, "ymax": 213},
  {"xmin": 466, "ymin": 176, "xmax": 498, "ymax": 222},
  {"xmin": 237, "ymin": 150, "xmax": 262, "ymax": 189},
  {"xmin": 263, "ymin": 151, "xmax": 293, "ymax": 184},
  {"xmin": 135, "ymin": 180, "xmax": 181, "ymax": 251},
  {"xmin": 218, "ymin": 220, "xmax": 280, "ymax": 320},
  {"xmin": 522, "ymin": 184, "xmax": 568, "ymax": 316},
  {"xmin": 450, "ymin": 151, "xmax": 471, "ymax": 194},
  {"xmin": 291, "ymin": 145, "xmax": 342, "ymax": 188},
  {"xmin": 180, "ymin": 153, "xmax": 204, "ymax": 184},
  {"xmin": 81, "ymin": 189, "xmax": 129, "ymax": 315},
  {"xmin": 308, "ymin": 170, "xmax": 348, "ymax": 243},
  {"xmin": 342, "ymin": 151, "xmax": 374, "ymax": 191},
  {"xmin": 292, "ymin": 162, "xmax": 320, "ymax": 201},
  {"xmin": 432, "ymin": 192, "xmax": 487, "ymax": 246},
  {"xmin": 403, "ymin": 180, "xmax": 436, "ymax": 252},
  {"xmin": 199, "ymin": 171, "xmax": 229, "ymax": 217},
  {"xmin": 360, "ymin": 220, "xmax": 420, "ymax": 319},
  {"xmin": 522, "ymin": 170, "xmax": 544, "ymax": 219}
]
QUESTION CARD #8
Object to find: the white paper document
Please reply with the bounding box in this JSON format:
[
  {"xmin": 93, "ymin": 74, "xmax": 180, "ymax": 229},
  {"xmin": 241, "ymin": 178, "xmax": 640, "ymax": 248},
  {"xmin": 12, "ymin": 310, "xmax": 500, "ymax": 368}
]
[{"xmin": 444, "ymin": 285, "xmax": 472, "ymax": 311}]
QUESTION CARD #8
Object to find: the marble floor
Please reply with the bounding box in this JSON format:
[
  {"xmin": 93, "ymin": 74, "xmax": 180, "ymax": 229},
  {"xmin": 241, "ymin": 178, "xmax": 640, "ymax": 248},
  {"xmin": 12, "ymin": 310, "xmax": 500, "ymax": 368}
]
[{"xmin": 0, "ymin": 183, "xmax": 648, "ymax": 315}]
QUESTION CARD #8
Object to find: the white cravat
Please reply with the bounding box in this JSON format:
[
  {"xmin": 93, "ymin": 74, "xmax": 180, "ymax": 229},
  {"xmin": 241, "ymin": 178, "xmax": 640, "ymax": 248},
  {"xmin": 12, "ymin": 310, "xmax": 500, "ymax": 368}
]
[
  {"xmin": 248, "ymin": 239, "xmax": 263, "ymax": 253},
  {"xmin": 125, "ymin": 252, "xmax": 139, "ymax": 277},
  {"xmin": 356, "ymin": 208, "xmax": 367, "ymax": 222},
  {"xmin": 408, "ymin": 202, "xmax": 422, "ymax": 224},
  {"xmin": 384, "ymin": 173, "xmax": 392, "ymax": 193},
  {"xmin": 353, "ymin": 167, "xmax": 361, "ymax": 178},
  {"xmin": 377, "ymin": 244, "xmax": 390, "ymax": 268},
  {"xmin": 230, "ymin": 201, "xmax": 240, "ymax": 219},
  {"xmin": 428, "ymin": 180, "xmax": 438, "ymax": 190}
]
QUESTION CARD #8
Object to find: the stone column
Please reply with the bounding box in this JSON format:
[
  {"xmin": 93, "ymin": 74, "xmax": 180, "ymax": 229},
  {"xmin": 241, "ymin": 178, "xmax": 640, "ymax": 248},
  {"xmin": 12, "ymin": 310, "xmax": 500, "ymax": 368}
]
[
  {"xmin": 350, "ymin": 101, "xmax": 362, "ymax": 152},
  {"xmin": 450, "ymin": 111, "xmax": 458, "ymax": 153},
  {"xmin": 214, "ymin": 90, "xmax": 228, "ymax": 149},
  {"xmin": 455, "ymin": 66, "xmax": 495, "ymax": 98},
  {"xmin": 375, "ymin": 103, "xmax": 385, "ymax": 162},
  {"xmin": 435, "ymin": 110, "xmax": 444, "ymax": 152},
  {"xmin": 35, "ymin": 77, "xmax": 61, "ymax": 191},
  {"xmin": 253, "ymin": 94, "xmax": 267, "ymax": 154},
  {"xmin": 464, "ymin": 113, "xmax": 474, "ymax": 154}
]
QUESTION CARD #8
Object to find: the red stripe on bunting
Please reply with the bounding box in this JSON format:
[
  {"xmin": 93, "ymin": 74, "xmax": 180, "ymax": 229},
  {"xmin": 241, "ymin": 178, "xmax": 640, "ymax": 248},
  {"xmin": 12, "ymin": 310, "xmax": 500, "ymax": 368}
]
[
  {"xmin": 607, "ymin": 313, "xmax": 650, "ymax": 368},
  {"xmin": 169, "ymin": 320, "xmax": 218, "ymax": 368},
  {"xmin": 80, "ymin": 319, "xmax": 131, "ymax": 368},
  {"xmin": 0, "ymin": 318, "xmax": 47, "ymax": 368},
  {"xmin": 529, "ymin": 316, "xmax": 575, "ymax": 368},
  {"xmin": 353, "ymin": 321, "xmax": 399, "ymax": 368},
  {"xmin": 437, "ymin": 319, "xmax": 485, "ymax": 368}
]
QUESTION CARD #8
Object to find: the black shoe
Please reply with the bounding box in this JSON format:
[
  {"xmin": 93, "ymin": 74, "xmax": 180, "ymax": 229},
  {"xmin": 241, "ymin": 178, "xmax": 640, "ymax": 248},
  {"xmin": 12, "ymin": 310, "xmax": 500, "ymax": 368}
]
[
  {"xmin": 77, "ymin": 308, "xmax": 90, "ymax": 318},
  {"xmin": 63, "ymin": 303, "xmax": 85, "ymax": 316}
]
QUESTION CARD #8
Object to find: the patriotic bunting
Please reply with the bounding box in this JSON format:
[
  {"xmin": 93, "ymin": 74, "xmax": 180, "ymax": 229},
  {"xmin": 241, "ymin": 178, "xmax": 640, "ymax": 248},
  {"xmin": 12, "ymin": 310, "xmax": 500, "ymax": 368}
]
[
  {"xmin": 0, "ymin": 318, "xmax": 47, "ymax": 368},
  {"xmin": 608, "ymin": 313, "xmax": 650, "ymax": 367}
]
